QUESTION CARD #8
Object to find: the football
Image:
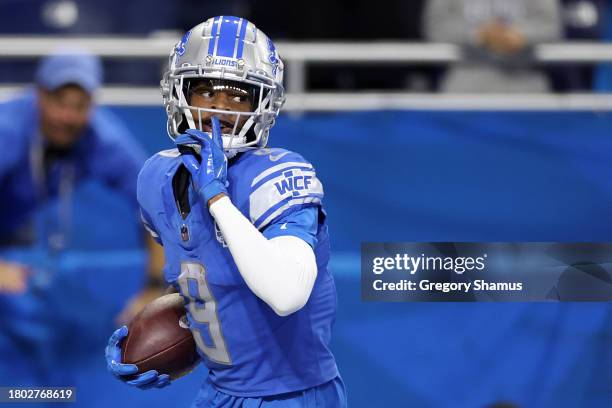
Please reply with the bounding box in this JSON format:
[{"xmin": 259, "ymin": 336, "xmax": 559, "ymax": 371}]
[{"xmin": 121, "ymin": 293, "xmax": 200, "ymax": 380}]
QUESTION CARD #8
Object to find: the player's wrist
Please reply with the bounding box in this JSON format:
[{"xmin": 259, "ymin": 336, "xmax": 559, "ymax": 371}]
[
  {"xmin": 197, "ymin": 180, "xmax": 227, "ymax": 205},
  {"xmin": 208, "ymin": 193, "xmax": 229, "ymax": 209}
]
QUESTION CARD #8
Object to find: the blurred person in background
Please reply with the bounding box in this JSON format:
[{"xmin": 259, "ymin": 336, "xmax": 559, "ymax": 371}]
[
  {"xmin": 424, "ymin": 0, "xmax": 562, "ymax": 93},
  {"xmin": 0, "ymin": 50, "xmax": 164, "ymax": 306},
  {"xmin": 0, "ymin": 51, "xmax": 165, "ymax": 385}
]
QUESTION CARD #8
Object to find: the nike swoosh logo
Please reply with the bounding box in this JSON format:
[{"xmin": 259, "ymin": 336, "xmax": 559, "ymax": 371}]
[
  {"xmin": 280, "ymin": 223, "xmax": 288, "ymax": 230},
  {"xmin": 269, "ymin": 152, "xmax": 290, "ymax": 162}
]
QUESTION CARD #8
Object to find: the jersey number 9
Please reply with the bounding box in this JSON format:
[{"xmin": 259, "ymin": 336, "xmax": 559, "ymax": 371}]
[{"xmin": 178, "ymin": 262, "xmax": 232, "ymax": 365}]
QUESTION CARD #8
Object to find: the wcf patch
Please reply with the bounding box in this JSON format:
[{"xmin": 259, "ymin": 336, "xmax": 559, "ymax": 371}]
[{"xmin": 274, "ymin": 170, "xmax": 313, "ymax": 197}]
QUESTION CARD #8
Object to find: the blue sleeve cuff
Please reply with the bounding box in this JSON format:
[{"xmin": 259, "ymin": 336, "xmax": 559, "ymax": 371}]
[{"xmin": 262, "ymin": 206, "xmax": 319, "ymax": 248}]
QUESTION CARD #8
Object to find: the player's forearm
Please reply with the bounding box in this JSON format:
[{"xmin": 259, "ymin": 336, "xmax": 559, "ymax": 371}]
[{"xmin": 209, "ymin": 196, "xmax": 317, "ymax": 316}]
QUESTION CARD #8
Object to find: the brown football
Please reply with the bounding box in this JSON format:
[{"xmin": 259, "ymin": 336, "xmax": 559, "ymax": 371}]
[{"xmin": 121, "ymin": 293, "xmax": 200, "ymax": 380}]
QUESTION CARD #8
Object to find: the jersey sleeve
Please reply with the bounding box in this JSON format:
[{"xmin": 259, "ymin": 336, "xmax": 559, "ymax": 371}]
[
  {"xmin": 136, "ymin": 155, "xmax": 163, "ymax": 245},
  {"xmin": 246, "ymin": 149, "xmax": 324, "ymax": 242},
  {"xmin": 140, "ymin": 206, "xmax": 162, "ymax": 245},
  {"xmin": 261, "ymin": 206, "xmax": 319, "ymax": 248}
]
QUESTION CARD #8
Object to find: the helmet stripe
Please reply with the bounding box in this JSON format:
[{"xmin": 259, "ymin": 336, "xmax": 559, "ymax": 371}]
[
  {"xmin": 232, "ymin": 18, "xmax": 244, "ymax": 59},
  {"xmin": 207, "ymin": 16, "xmax": 221, "ymax": 55},
  {"xmin": 216, "ymin": 16, "xmax": 241, "ymax": 58},
  {"xmin": 235, "ymin": 18, "xmax": 248, "ymax": 59}
]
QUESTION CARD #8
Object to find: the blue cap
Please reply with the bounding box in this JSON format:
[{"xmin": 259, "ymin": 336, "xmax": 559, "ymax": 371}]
[{"xmin": 36, "ymin": 50, "xmax": 103, "ymax": 94}]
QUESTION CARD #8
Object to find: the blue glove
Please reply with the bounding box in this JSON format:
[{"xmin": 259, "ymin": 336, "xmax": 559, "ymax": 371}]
[
  {"xmin": 175, "ymin": 116, "xmax": 228, "ymax": 204},
  {"xmin": 105, "ymin": 325, "xmax": 171, "ymax": 389}
]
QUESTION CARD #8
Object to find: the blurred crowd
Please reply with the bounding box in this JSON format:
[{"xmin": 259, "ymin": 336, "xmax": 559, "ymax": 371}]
[{"xmin": 1, "ymin": 0, "xmax": 612, "ymax": 92}]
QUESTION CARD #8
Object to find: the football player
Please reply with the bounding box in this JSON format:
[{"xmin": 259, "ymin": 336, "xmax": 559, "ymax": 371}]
[{"xmin": 105, "ymin": 16, "xmax": 346, "ymax": 407}]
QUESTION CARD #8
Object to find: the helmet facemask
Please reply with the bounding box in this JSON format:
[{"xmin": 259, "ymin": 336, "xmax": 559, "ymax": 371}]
[{"xmin": 165, "ymin": 70, "xmax": 280, "ymax": 158}]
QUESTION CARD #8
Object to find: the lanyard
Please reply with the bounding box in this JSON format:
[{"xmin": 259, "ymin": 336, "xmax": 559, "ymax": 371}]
[{"xmin": 30, "ymin": 132, "xmax": 75, "ymax": 252}]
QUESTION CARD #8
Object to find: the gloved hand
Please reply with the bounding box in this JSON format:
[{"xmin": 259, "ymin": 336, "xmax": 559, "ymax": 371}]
[
  {"xmin": 105, "ymin": 325, "xmax": 170, "ymax": 389},
  {"xmin": 175, "ymin": 116, "xmax": 228, "ymax": 204}
]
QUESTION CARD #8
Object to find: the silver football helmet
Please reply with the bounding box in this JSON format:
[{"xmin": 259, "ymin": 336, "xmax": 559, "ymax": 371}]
[{"xmin": 161, "ymin": 16, "xmax": 285, "ymax": 155}]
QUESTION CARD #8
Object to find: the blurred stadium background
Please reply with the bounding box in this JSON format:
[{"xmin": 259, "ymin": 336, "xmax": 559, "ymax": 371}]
[{"xmin": 1, "ymin": 0, "xmax": 612, "ymax": 407}]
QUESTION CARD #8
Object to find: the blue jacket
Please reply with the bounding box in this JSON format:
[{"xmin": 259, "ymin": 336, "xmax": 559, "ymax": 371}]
[{"xmin": 0, "ymin": 89, "xmax": 146, "ymax": 245}]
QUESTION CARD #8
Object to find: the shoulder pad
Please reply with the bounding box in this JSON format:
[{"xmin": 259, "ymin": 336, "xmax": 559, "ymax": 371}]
[
  {"xmin": 137, "ymin": 149, "xmax": 181, "ymax": 208},
  {"xmin": 232, "ymin": 148, "xmax": 324, "ymax": 230}
]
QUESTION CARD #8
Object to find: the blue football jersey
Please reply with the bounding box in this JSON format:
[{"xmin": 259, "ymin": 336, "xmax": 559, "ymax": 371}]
[{"xmin": 137, "ymin": 147, "xmax": 339, "ymax": 397}]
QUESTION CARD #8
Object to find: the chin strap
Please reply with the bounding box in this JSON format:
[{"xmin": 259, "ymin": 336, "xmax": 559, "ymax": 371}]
[{"xmin": 236, "ymin": 91, "xmax": 273, "ymax": 147}]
